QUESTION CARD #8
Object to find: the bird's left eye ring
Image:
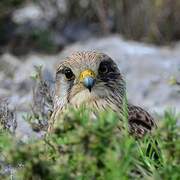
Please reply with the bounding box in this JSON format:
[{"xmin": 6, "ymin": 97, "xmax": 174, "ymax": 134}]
[
  {"xmin": 98, "ymin": 63, "xmax": 108, "ymax": 74},
  {"xmin": 64, "ymin": 68, "xmax": 74, "ymax": 80}
]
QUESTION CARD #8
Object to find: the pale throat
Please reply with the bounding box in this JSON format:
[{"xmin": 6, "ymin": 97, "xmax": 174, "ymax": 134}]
[
  {"xmin": 69, "ymin": 87, "xmax": 122, "ymax": 111},
  {"xmin": 69, "ymin": 89, "xmax": 99, "ymax": 105},
  {"xmin": 55, "ymin": 84, "xmax": 123, "ymax": 111}
]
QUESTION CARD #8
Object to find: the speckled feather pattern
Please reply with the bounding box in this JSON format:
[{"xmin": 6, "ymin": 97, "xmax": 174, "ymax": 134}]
[{"xmin": 48, "ymin": 51, "xmax": 156, "ymax": 137}]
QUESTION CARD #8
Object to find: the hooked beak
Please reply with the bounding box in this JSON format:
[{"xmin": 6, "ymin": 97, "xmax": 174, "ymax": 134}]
[{"xmin": 79, "ymin": 69, "xmax": 96, "ymax": 92}]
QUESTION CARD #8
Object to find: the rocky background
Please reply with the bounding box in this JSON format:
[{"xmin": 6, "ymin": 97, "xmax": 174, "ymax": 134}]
[{"xmin": 0, "ymin": 0, "xmax": 180, "ymax": 140}]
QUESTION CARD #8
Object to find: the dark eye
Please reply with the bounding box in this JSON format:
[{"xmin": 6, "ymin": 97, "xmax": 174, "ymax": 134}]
[
  {"xmin": 98, "ymin": 63, "xmax": 109, "ymax": 74},
  {"xmin": 64, "ymin": 67, "xmax": 74, "ymax": 80}
]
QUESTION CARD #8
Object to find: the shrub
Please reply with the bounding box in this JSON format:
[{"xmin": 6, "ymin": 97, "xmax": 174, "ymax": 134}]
[{"xmin": 0, "ymin": 108, "xmax": 180, "ymax": 179}]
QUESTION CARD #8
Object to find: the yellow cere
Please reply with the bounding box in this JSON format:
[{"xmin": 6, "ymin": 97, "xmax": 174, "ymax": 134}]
[{"xmin": 79, "ymin": 69, "xmax": 96, "ymax": 81}]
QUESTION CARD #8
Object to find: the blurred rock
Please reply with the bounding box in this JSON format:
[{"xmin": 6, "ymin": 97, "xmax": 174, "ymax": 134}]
[
  {"xmin": 63, "ymin": 21, "xmax": 93, "ymax": 42},
  {"xmin": 0, "ymin": 53, "xmax": 20, "ymax": 76},
  {"xmin": 13, "ymin": 3, "xmax": 44, "ymax": 24}
]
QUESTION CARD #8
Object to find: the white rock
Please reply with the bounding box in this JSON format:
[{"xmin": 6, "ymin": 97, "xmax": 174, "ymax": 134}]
[{"xmin": 13, "ymin": 3, "xmax": 44, "ymax": 24}]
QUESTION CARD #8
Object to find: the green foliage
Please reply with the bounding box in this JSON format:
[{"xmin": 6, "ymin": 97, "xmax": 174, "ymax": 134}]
[
  {"xmin": 30, "ymin": 29, "xmax": 58, "ymax": 54},
  {"xmin": 0, "ymin": 130, "xmax": 12, "ymax": 151},
  {"xmin": 0, "ymin": 108, "xmax": 180, "ymax": 179}
]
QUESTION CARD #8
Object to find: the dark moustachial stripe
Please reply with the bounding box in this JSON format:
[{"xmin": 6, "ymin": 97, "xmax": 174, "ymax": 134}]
[{"xmin": 67, "ymin": 80, "xmax": 74, "ymax": 103}]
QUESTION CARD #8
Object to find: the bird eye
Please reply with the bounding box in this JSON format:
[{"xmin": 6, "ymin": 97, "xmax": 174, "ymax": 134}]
[
  {"xmin": 98, "ymin": 63, "xmax": 109, "ymax": 74},
  {"xmin": 64, "ymin": 68, "xmax": 74, "ymax": 80}
]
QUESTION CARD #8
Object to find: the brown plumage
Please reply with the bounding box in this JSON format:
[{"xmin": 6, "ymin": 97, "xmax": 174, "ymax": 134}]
[{"xmin": 48, "ymin": 51, "xmax": 156, "ymax": 137}]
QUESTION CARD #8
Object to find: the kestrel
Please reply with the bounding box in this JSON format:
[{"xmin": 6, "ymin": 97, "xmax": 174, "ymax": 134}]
[{"xmin": 48, "ymin": 52, "xmax": 156, "ymax": 137}]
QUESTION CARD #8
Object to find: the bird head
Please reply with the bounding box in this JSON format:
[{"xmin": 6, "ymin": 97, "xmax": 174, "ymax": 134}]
[{"xmin": 54, "ymin": 52, "xmax": 126, "ymax": 109}]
